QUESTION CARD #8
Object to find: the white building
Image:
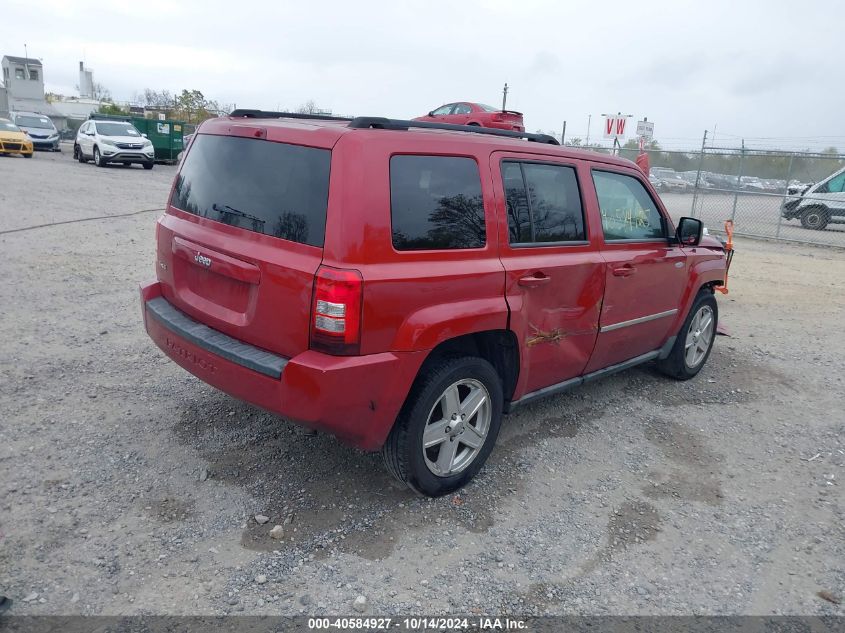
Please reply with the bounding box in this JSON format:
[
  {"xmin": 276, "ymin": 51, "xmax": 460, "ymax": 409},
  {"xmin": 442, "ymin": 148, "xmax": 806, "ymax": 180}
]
[
  {"xmin": 0, "ymin": 54, "xmax": 66, "ymax": 128},
  {"xmin": 51, "ymin": 62, "xmax": 101, "ymax": 124}
]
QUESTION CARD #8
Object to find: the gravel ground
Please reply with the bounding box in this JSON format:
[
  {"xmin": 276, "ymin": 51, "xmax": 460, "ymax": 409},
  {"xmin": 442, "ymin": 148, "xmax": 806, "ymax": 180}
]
[{"xmin": 0, "ymin": 149, "xmax": 843, "ymax": 616}]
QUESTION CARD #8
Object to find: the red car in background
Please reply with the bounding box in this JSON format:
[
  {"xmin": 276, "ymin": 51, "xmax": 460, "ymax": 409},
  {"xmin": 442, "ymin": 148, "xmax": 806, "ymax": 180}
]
[{"xmin": 414, "ymin": 102, "xmax": 524, "ymax": 132}]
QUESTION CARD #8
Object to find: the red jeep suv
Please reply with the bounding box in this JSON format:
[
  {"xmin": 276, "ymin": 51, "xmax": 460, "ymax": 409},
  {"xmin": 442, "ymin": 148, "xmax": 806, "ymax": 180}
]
[{"xmin": 141, "ymin": 111, "xmax": 729, "ymax": 496}]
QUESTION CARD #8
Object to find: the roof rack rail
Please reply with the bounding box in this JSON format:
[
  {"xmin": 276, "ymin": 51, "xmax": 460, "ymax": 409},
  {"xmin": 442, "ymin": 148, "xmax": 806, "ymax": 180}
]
[
  {"xmin": 347, "ymin": 117, "xmax": 560, "ymax": 145},
  {"xmin": 229, "ymin": 109, "xmax": 353, "ymax": 122}
]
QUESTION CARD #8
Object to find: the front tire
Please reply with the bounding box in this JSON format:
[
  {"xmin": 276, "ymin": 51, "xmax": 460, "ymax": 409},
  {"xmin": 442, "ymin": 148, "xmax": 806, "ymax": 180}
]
[
  {"xmin": 800, "ymin": 207, "xmax": 829, "ymax": 231},
  {"xmin": 143, "ymin": 161, "xmax": 154, "ymax": 170},
  {"xmin": 382, "ymin": 356, "xmax": 503, "ymax": 497},
  {"xmin": 657, "ymin": 291, "xmax": 718, "ymax": 380},
  {"xmin": 94, "ymin": 146, "xmax": 106, "ymax": 167}
]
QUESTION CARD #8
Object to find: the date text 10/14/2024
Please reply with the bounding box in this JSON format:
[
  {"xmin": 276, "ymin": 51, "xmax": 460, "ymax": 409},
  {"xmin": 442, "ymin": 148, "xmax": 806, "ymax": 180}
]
[{"xmin": 307, "ymin": 617, "xmax": 528, "ymax": 630}]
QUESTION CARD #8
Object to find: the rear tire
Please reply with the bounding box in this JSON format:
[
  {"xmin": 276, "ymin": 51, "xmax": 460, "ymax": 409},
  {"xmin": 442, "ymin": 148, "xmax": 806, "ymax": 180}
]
[
  {"xmin": 382, "ymin": 356, "xmax": 503, "ymax": 497},
  {"xmin": 75, "ymin": 145, "xmax": 86, "ymax": 163},
  {"xmin": 657, "ymin": 291, "xmax": 718, "ymax": 380},
  {"xmin": 800, "ymin": 206, "xmax": 829, "ymax": 230}
]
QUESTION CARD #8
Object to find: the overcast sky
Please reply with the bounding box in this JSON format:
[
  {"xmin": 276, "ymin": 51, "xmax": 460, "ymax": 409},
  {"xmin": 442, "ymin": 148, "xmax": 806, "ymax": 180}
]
[{"xmin": 5, "ymin": 0, "xmax": 843, "ymax": 150}]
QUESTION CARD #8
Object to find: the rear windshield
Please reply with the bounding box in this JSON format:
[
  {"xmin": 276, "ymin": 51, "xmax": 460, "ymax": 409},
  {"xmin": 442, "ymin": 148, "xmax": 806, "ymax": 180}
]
[{"xmin": 170, "ymin": 134, "xmax": 331, "ymax": 247}]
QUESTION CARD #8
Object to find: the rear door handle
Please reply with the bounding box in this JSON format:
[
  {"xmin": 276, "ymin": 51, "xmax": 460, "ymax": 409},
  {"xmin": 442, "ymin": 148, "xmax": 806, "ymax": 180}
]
[
  {"xmin": 518, "ymin": 273, "xmax": 551, "ymax": 287},
  {"xmin": 612, "ymin": 264, "xmax": 636, "ymax": 277}
]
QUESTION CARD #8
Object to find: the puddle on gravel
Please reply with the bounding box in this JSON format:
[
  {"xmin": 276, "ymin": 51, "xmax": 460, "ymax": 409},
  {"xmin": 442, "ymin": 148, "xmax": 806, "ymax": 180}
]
[
  {"xmin": 646, "ymin": 349, "xmax": 798, "ymax": 408},
  {"xmin": 642, "ymin": 417, "xmax": 724, "ymax": 505},
  {"xmin": 606, "ymin": 500, "xmax": 662, "ymax": 552},
  {"xmin": 579, "ymin": 499, "xmax": 663, "ymax": 577},
  {"xmin": 498, "ymin": 398, "xmax": 607, "ymax": 449}
]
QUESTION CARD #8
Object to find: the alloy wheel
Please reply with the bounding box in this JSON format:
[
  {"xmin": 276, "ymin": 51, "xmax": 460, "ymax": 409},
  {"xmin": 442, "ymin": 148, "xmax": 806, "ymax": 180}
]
[
  {"xmin": 685, "ymin": 305, "xmax": 714, "ymax": 368},
  {"xmin": 421, "ymin": 379, "xmax": 491, "ymax": 477}
]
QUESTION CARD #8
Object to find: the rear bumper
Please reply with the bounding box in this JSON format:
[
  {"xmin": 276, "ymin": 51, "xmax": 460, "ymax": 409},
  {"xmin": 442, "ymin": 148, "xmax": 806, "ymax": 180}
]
[
  {"xmin": 140, "ymin": 281, "xmax": 425, "ymax": 450},
  {"xmin": 487, "ymin": 122, "xmax": 524, "ymax": 131}
]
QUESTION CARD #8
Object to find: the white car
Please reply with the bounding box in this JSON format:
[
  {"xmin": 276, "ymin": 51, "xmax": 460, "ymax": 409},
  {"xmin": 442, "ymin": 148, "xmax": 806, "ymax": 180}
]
[
  {"xmin": 74, "ymin": 119, "xmax": 155, "ymax": 169},
  {"xmin": 782, "ymin": 166, "xmax": 845, "ymax": 230}
]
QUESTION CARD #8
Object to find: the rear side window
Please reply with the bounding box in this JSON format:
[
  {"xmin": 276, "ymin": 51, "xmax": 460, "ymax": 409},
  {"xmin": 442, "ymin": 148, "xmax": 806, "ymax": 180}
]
[
  {"xmin": 170, "ymin": 134, "xmax": 331, "ymax": 247},
  {"xmin": 502, "ymin": 161, "xmax": 586, "ymax": 244},
  {"xmin": 593, "ymin": 171, "xmax": 665, "ymax": 241},
  {"xmin": 390, "ymin": 155, "xmax": 486, "ymax": 250}
]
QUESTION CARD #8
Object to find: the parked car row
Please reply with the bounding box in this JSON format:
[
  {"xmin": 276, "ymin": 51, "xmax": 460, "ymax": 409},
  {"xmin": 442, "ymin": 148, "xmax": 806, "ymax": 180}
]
[
  {"xmin": 7, "ymin": 111, "xmax": 62, "ymax": 151},
  {"xmin": 649, "ymin": 167, "xmax": 797, "ymax": 194}
]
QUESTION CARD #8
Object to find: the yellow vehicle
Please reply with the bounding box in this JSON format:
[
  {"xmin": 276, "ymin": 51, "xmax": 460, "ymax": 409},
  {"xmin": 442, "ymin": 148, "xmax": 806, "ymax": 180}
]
[{"xmin": 0, "ymin": 118, "xmax": 34, "ymax": 158}]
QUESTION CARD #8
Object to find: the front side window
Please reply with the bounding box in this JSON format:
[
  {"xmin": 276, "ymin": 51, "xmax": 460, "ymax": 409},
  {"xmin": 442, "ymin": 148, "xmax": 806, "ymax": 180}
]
[
  {"xmin": 431, "ymin": 104, "xmax": 454, "ymax": 116},
  {"xmin": 171, "ymin": 134, "xmax": 331, "ymax": 247},
  {"xmin": 593, "ymin": 171, "xmax": 665, "ymax": 241},
  {"xmin": 390, "ymin": 155, "xmax": 486, "ymax": 250},
  {"xmin": 822, "ymin": 171, "xmax": 845, "ymax": 194},
  {"xmin": 502, "ymin": 161, "xmax": 586, "ymax": 244}
]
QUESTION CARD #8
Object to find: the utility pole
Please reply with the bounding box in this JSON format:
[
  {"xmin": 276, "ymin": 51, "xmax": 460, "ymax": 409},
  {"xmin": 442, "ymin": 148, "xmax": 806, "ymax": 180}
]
[
  {"xmin": 501, "ymin": 83, "xmax": 509, "ymax": 111},
  {"xmin": 585, "ymin": 114, "xmax": 592, "ymax": 146},
  {"xmin": 561, "ymin": 120, "xmax": 567, "ymax": 145}
]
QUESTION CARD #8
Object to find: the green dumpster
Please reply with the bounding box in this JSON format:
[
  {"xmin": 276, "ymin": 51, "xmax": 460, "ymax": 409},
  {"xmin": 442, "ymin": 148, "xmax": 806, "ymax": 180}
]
[{"xmin": 89, "ymin": 113, "xmax": 186, "ymax": 163}]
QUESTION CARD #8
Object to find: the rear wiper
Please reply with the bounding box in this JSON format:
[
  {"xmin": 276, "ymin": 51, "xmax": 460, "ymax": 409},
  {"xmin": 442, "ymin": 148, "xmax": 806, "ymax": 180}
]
[{"xmin": 211, "ymin": 203, "xmax": 265, "ymax": 225}]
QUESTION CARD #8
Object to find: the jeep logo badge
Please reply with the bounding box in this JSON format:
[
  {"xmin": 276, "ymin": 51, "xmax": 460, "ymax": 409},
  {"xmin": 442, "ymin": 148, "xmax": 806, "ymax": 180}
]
[{"xmin": 194, "ymin": 252, "xmax": 212, "ymax": 268}]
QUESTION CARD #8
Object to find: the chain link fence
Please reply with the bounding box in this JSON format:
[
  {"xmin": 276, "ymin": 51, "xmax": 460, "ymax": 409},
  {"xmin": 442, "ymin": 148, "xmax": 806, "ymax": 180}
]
[{"xmin": 581, "ymin": 144, "xmax": 845, "ymax": 247}]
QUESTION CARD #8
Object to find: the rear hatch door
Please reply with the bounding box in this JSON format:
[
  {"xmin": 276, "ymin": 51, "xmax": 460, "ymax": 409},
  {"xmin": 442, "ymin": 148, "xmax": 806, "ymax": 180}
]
[{"xmin": 156, "ymin": 123, "xmax": 336, "ymax": 359}]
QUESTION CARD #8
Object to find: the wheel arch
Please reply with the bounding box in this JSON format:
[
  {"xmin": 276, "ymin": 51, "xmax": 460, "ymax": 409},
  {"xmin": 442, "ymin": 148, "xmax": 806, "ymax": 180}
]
[{"xmin": 417, "ymin": 330, "xmax": 520, "ymax": 406}]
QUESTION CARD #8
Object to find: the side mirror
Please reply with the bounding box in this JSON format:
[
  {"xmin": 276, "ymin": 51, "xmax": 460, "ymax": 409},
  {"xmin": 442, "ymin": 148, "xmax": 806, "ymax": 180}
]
[
  {"xmin": 428, "ymin": 111, "xmax": 435, "ymax": 116},
  {"xmin": 142, "ymin": 133, "xmax": 148, "ymax": 138},
  {"xmin": 677, "ymin": 217, "xmax": 703, "ymax": 246}
]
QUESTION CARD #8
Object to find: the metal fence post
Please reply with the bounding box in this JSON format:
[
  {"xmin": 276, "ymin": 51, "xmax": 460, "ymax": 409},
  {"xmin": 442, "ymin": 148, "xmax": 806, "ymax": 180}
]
[
  {"xmin": 730, "ymin": 140, "xmax": 746, "ymax": 222},
  {"xmin": 775, "ymin": 153, "xmax": 794, "ymax": 239},
  {"xmin": 691, "ymin": 130, "xmax": 708, "ymax": 218}
]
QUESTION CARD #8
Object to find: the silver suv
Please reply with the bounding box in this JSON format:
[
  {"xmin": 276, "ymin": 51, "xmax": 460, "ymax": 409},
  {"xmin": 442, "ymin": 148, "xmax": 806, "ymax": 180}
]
[
  {"xmin": 74, "ymin": 119, "xmax": 155, "ymax": 169},
  {"xmin": 782, "ymin": 166, "xmax": 845, "ymax": 230}
]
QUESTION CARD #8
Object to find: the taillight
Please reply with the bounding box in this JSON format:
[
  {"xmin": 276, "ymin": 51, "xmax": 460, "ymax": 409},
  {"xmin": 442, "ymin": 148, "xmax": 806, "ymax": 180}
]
[
  {"xmin": 492, "ymin": 113, "xmax": 504, "ymax": 122},
  {"xmin": 310, "ymin": 265, "xmax": 363, "ymax": 356}
]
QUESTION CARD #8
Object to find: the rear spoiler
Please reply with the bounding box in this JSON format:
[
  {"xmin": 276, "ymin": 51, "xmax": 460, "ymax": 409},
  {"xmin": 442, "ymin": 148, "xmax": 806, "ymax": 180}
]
[{"xmin": 500, "ymin": 110, "xmax": 523, "ymax": 116}]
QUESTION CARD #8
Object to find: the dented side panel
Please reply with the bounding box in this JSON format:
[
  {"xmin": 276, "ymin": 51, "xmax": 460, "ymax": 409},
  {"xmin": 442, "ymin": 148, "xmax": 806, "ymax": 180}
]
[{"xmin": 490, "ymin": 152, "xmax": 606, "ymax": 398}]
